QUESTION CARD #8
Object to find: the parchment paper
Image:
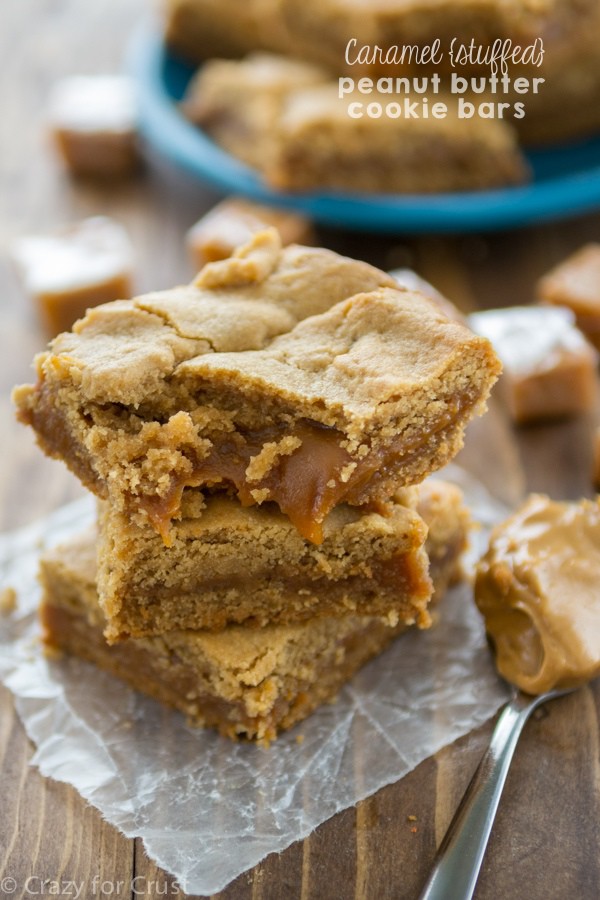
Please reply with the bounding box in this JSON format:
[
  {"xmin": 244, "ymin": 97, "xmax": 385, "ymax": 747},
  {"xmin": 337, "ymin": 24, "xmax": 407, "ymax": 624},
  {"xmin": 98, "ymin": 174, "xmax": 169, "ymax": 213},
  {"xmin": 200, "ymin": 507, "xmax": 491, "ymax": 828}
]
[{"xmin": 0, "ymin": 465, "xmax": 510, "ymax": 896}]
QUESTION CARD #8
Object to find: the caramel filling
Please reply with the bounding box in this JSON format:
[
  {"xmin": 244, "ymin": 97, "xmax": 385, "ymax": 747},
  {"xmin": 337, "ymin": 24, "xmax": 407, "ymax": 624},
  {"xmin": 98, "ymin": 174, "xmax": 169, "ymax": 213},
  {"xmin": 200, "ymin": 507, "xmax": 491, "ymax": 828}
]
[
  {"xmin": 22, "ymin": 375, "xmax": 471, "ymax": 545},
  {"xmin": 142, "ymin": 400, "xmax": 467, "ymax": 545},
  {"xmin": 141, "ymin": 420, "xmax": 351, "ymax": 544}
]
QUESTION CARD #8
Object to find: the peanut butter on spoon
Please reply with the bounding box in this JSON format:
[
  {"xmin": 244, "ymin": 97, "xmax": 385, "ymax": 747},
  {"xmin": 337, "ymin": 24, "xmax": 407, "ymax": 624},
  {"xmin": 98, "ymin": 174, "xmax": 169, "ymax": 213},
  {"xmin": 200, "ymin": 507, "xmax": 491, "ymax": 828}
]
[
  {"xmin": 420, "ymin": 493, "xmax": 600, "ymax": 900},
  {"xmin": 475, "ymin": 493, "xmax": 600, "ymax": 695}
]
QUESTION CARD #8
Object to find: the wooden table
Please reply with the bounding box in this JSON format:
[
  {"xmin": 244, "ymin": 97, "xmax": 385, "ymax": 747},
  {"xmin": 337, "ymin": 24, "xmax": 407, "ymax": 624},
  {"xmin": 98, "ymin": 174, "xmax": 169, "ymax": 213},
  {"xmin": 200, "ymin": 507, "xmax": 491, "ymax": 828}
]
[{"xmin": 2, "ymin": 2, "xmax": 600, "ymax": 897}]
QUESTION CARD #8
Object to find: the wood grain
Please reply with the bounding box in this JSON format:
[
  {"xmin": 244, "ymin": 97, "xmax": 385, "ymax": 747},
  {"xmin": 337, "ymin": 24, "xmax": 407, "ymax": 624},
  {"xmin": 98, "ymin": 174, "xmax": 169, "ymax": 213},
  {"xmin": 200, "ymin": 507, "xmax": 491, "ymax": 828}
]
[{"xmin": 2, "ymin": 2, "xmax": 600, "ymax": 898}]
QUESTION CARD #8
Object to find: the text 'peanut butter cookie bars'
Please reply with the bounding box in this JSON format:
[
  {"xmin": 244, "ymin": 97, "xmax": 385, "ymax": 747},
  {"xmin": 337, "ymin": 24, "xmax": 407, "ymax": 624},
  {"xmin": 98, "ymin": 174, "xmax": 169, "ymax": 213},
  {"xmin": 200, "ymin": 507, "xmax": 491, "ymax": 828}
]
[
  {"xmin": 40, "ymin": 480, "xmax": 469, "ymax": 743},
  {"xmin": 14, "ymin": 230, "xmax": 500, "ymax": 544}
]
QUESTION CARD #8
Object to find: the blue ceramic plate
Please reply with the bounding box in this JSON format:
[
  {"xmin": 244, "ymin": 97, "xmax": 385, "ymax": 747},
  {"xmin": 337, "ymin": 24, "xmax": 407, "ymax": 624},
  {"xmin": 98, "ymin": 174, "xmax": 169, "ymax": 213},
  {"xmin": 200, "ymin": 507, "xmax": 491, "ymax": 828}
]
[{"xmin": 128, "ymin": 23, "xmax": 600, "ymax": 234}]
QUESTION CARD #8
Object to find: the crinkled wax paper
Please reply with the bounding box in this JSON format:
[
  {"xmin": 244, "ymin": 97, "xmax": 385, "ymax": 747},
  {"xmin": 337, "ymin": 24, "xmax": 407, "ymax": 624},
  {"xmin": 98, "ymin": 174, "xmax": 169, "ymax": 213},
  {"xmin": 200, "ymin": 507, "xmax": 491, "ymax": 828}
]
[{"xmin": 0, "ymin": 465, "xmax": 510, "ymax": 896}]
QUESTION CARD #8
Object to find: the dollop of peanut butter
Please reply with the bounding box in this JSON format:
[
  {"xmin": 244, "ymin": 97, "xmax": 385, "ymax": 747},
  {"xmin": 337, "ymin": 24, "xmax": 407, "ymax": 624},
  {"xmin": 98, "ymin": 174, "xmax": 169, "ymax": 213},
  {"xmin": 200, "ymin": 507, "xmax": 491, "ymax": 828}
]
[{"xmin": 475, "ymin": 494, "xmax": 600, "ymax": 694}]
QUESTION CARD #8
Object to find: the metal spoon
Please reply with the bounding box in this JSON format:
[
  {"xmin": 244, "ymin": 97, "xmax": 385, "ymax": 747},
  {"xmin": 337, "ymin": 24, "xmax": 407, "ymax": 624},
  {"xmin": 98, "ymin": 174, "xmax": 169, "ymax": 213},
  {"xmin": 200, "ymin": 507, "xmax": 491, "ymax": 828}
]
[{"xmin": 418, "ymin": 685, "xmax": 575, "ymax": 900}]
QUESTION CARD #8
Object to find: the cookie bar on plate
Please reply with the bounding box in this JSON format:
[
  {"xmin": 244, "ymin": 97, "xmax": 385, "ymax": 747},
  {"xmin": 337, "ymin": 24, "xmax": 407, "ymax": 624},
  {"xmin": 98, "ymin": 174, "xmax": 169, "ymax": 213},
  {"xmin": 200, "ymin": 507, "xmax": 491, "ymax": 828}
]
[{"xmin": 186, "ymin": 54, "xmax": 529, "ymax": 194}]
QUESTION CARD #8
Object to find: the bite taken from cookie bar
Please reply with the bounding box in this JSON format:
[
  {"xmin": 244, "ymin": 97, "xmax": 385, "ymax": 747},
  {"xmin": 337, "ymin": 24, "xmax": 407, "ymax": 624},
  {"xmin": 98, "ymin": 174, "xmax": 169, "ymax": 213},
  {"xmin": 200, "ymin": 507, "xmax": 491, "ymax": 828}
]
[
  {"xmin": 39, "ymin": 480, "xmax": 469, "ymax": 743},
  {"xmin": 14, "ymin": 230, "xmax": 500, "ymax": 543}
]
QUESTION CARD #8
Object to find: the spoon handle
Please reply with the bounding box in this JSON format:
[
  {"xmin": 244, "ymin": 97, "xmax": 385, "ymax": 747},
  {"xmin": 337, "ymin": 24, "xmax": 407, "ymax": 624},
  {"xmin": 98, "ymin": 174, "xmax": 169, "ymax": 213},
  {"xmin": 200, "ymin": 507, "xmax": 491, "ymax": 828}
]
[{"xmin": 418, "ymin": 691, "xmax": 547, "ymax": 900}]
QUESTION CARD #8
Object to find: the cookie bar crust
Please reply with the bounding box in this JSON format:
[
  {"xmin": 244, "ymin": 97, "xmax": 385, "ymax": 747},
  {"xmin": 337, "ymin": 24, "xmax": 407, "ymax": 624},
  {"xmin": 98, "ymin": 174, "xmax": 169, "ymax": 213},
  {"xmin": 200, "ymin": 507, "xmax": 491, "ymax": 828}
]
[
  {"xmin": 97, "ymin": 488, "xmax": 432, "ymax": 641},
  {"xmin": 15, "ymin": 233, "xmax": 499, "ymax": 542},
  {"xmin": 39, "ymin": 481, "xmax": 467, "ymax": 742}
]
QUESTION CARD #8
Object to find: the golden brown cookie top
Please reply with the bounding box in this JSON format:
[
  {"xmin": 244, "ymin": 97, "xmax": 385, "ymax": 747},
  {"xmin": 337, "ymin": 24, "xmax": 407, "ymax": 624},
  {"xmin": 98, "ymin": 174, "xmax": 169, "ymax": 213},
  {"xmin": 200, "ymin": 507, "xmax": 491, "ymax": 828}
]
[
  {"xmin": 39, "ymin": 230, "xmax": 397, "ymax": 406},
  {"xmin": 182, "ymin": 285, "xmax": 499, "ymax": 424}
]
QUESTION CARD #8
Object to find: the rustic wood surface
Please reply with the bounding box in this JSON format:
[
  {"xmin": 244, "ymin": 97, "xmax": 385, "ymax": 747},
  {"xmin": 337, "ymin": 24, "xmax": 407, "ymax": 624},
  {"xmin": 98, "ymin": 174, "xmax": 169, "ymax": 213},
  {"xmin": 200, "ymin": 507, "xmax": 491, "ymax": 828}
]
[{"xmin": 1, "ymin": 2, "xmax": 600, "ymax": 898}]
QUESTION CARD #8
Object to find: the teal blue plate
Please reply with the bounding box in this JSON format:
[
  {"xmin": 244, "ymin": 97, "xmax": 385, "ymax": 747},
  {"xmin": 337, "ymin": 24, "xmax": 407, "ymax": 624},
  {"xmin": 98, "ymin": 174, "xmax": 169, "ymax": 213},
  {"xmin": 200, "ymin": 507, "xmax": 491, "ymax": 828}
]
[{"xmin": 129, "ymin": 24, "xmax": 600, "ymax": 234}]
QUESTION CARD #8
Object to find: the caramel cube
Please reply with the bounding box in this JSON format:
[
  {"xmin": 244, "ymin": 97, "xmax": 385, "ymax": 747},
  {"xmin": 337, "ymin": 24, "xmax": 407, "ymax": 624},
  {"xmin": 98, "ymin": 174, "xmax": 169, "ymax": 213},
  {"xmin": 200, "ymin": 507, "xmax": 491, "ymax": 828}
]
[
  {"xmin": 47, "ymin": 76, "xmax": 139, "ymax": 178},
  {"xmin": 469, "ymin": 306, "xmax": 598, "ymax": 424},
  {"xmin": 186, "ymin": 197, "xmax": 314, "ymax": 271},
  {"xmin": 11, "ymin": 216, "xmax": 134, "ymax": 336},
  {"xmin": 538, "ymin": 244, "xmax": 600, "ymax": 349}
]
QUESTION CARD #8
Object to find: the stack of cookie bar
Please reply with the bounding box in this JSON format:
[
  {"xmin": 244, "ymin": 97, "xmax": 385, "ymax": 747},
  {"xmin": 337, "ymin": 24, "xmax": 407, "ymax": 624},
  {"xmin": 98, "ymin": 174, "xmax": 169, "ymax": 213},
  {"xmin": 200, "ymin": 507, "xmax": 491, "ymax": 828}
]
[{"xmin": 14, "ymin": 230, "xmax": 500, "ymax": 742}]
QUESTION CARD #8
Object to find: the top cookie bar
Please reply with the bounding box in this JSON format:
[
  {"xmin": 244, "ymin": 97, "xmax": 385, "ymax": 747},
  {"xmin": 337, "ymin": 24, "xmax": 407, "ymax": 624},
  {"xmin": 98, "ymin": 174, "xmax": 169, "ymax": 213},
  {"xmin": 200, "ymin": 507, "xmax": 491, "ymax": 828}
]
[{"xmin": 14, "ymin": 230, "xmax": 500, "ymax": 542}]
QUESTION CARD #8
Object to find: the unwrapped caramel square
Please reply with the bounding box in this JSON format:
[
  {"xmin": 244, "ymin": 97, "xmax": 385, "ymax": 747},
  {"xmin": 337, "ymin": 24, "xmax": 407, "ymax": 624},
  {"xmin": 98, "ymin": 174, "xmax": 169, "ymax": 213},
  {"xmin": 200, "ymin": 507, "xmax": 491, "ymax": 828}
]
[
  {"xmin": 48, "ymin": 76, "xmax": 139, "ymax": 178},
  {"xmin": 538, "ymin": 244, "xmax": 600, "ymax": 349},
  {"xmin": 186, "ymin": 197, "xmax": 314, "ymax": 271},
  {"xmin": 11, "ymin": 216, "xmax": 134, "ymax": 337},
  {"xmin": 470, "ymin": 306, "xmax": 598, "ymax": 424}
]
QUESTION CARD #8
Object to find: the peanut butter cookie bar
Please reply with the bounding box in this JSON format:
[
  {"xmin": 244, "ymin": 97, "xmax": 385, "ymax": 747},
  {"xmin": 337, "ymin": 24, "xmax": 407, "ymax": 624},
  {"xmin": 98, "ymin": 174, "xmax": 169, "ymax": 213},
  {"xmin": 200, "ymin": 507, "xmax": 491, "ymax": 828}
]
[
  {"xmin": 14, "ymin": 232, "xmax": 499, "ymax": 542},
  {"xmin": 40, "ymin": 480, "xmax": 468, "ymax": 742},
  {"xmin": 97, "ymin": 487, "xmax": 431, "ymax": 641}
]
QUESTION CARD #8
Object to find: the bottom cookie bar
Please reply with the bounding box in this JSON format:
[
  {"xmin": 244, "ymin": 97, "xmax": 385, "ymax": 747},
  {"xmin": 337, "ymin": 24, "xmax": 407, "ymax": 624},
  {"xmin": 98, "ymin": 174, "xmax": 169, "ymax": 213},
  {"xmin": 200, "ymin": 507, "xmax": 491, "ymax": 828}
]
[{"xmin": 39, "ymin": 481, "xmax": 468, "ymax": 742}]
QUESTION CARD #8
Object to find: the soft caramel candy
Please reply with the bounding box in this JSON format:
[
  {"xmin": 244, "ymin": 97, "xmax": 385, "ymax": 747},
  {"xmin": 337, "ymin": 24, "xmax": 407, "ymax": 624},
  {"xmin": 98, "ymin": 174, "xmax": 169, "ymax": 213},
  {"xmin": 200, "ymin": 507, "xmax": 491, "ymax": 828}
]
[
  {"xmin": 469, "ymin": 305, "xmax": 598, "ymax": 424},
  {"xmin": 475, "ymin": 494, "xmax": 600, "ymax": 694},
  {"xmin": 47, "ymin": 76, "xmax": 139, "ymax": 178},
  {"xmin": 538, "ymin": 244, "xmax": 600, "ymax": 349},
  {"xmin": 186, "ymin": 197, "xmax": 314, "ymax": 271},
  {"xmin": 11, "ymin": 216, "xmax": 134, "ymax": 336}
]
